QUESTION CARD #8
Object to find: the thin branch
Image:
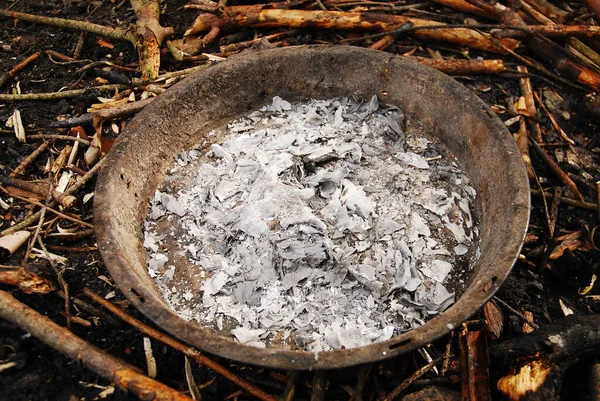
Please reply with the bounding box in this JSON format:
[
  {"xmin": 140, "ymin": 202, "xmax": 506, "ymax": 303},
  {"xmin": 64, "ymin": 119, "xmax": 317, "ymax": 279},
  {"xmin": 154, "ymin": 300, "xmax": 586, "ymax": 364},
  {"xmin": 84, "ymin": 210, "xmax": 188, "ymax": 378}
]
[
  {"xmin": 84, "ymin": 288, "xmax": 279, "ymax": 401},
  {"xmin": 0, "ymin": 9, "xmax": 133, "ymax": 42}
]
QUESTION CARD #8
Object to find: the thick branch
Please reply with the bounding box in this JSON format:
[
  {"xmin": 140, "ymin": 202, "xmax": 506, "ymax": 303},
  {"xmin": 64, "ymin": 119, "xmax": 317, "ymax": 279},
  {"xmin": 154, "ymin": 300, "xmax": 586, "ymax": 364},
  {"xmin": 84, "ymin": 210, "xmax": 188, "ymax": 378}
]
[
  {"xmin": 129, "ymin": 0, "xmax": 174, "ymax": 81},
  {"xmin": 0, "ymin": 290, "xmax": 193, "ymax": 401},
  {"xmin": 184, "ymin": 7, "xmax": 519, "ymax": 54}
]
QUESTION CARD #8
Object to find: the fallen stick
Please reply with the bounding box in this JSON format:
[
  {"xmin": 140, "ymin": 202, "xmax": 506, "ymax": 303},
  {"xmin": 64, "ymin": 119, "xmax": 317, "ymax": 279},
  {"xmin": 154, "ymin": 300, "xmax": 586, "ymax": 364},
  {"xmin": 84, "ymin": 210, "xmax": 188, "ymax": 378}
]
[
  {"xmin": 466, "ymin": 0, "xmax": 600, "ymax": 92},
  {"xmin": 0, "ymin": 9, "xmax": 132, "ymax": 42},
  {"xmin": 84, "ymin": 288, "xmax": 279, "ymax": 401},
  {"xmin": 0, "ymin": 268, "xmax": 55, "ymax": 294},
  {"xmin": 92, "ymin": 97, "xmax": 155, "ymax": 129},
  {"xmin": 28, "ymin": 134, "xmax": 91, "ymax": 146},
  {"xmin": 0, "ymin": 290, "xmax": 194, "ymax": 401},
  {"xmin": 412, "ymin": 56, "xmax": 506, "ymax": 74},
  {"xmin": 515, "ymin": 2, "xmax": 600, "ymax": 75},
  {"xmin": 0, "ymin": 176, "xmax": 77, "ymax": 209},
  {"xmin": 370, "ymin": 34, "xmax": 395, "ymax": 50},
  {"xmin": 529, "ymin": 138, "xmax": 584, "ymax": 201},
  {"xmin": 530, "ymin": 189, "xmax": 598, "ymax": 211},
  {"xmin": 0, "ymin": 5, "xmax": 173, "ymax": 81},
  {"xmin": 10, "ymin": 140, "xmax": 52, "ymax": 177},
  {"xmin": 0, "ymin": 189, "xmax": 93, "ymax": 228},
  {"xmin": 523, "ymin": 0, "xmax": 568, "ymax": 24},
  {"xmin": 381, "ymin": 356, "xmax": 443, "ymax": 401},
  {"xmin": 514, "ymin": 117, "xmax": 536, "ymax": 181},
  {"xmin": 0, "ymin": 52, "xmax": 41, "ymax": 88},
  {"xmin": 219, "ymin": 30, "xmax": 297, "ymax": 52},
  {"xmin": 0, "ymin": 84, "xmax": 129, "ymax": 102},
  {"xmin": 181, "ymin": 6, "xmax": 519, "ymax": 54}
]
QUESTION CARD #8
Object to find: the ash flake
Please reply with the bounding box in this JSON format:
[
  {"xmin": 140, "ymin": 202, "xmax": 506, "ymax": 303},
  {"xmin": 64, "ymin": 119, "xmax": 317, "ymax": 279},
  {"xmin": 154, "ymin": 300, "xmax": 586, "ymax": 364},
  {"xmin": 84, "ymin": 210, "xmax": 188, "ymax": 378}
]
[{"xmin": 144, "ymin": 96, "xmax": 480, "ymax": 352}]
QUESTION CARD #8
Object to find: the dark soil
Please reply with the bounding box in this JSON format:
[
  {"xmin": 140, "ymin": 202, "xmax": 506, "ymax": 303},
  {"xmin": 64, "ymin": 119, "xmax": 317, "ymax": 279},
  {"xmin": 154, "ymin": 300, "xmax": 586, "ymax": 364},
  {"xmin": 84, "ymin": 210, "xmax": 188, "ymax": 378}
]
[{"xmin": 1, "ymin": 0, "xmax": 600, "ymax": 400}]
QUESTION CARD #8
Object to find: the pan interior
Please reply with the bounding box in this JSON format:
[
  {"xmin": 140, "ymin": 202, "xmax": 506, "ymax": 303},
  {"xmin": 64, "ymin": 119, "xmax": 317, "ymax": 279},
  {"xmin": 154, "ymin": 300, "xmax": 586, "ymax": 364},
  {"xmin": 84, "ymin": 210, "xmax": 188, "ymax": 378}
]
[{"xmin": 94, "ymin": 46, "xmax": 530, "ymax": 370}]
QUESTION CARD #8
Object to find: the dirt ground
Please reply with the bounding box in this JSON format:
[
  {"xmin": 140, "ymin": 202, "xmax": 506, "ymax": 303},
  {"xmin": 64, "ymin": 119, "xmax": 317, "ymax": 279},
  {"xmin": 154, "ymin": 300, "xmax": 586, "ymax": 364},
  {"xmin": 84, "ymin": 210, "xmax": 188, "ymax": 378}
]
[{"xmin": 1, "ymin": 0, "xmax": 600, "ymax": 400}]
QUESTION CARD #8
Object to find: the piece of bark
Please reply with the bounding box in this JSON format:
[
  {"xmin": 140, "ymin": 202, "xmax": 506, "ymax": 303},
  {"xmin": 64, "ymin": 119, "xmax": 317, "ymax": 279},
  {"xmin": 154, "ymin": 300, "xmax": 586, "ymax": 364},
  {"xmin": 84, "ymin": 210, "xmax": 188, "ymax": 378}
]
[
  {"xmin": 483, "ymin": 299, "xmax": 504, "ymax": 340},
  {"xmin": 0, "ymin": 268, "xmax": 55, "ymax": 294},
  {"xmin": 0, "ymin": 231, "xmax": 31, "ymax": 257},
  {"xmin": 0, "ymin": 290, "xmax": 194, "ymax": 401},
  {"xmin": 459, "ymin": 326, "xmax": 491, "ymax": 401},
  {"xmin": 522, "ymin": 311, "xmax": 535, "ymax": 334},
  {"xmin": 181, "ymin": 6, "xmax": 519, "ymax": 54}
]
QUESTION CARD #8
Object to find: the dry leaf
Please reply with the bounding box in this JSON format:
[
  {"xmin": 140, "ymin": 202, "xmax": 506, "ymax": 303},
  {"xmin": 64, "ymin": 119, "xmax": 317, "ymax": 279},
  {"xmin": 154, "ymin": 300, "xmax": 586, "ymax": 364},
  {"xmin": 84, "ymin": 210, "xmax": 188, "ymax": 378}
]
[
  {"xmin": 69, "ymin": 126, "xmax": 90, "ymax": 141},
  {"xmin": 558, "ymin": 299, "xmax": 574, "ymax": 316},
  {"xmin": 185, "ymin": 356, "xmax": 201, "ymax": 400},
  {"xmin": 522, "ymin": 311, "xmax": 535, "ymax": 334},
  {"xmin": 51, "ymin": 145, "xmax": 73, "ymax": 174},
  {"xmin": 12, "ymin": 109, "xmax": 26, "ymax": 143},
  {"xmin": 550, "ymin": 230, "xmax": 591, "ymax": 259},
  {"xmin": 85, "ymin": 134, "xmax": 102, "ymax": 166},
  {"xmin": 578, "ymin": 274, "xmax": 597, "ymax": 295},
  {"xmin": 516, "ymin": 96, "xmax": 534, "ymax": 117},
  {"xmin": 87, "ymin": 97, "xmax": 128, "ymax": 111}
]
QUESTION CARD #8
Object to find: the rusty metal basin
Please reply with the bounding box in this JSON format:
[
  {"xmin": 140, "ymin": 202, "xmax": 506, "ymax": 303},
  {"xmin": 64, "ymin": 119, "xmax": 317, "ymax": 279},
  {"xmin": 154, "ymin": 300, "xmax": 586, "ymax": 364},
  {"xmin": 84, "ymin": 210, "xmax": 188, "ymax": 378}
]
[{"xmin": 94, "ymin": 46, "xmax": 530, "ymax": 370}]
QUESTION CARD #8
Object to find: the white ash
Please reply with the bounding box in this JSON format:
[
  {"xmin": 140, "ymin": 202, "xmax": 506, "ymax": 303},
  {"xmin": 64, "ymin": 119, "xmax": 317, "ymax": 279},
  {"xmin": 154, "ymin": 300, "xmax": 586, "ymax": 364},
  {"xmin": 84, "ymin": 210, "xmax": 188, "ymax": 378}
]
[{"xmin": 144, "ymin": 96, "xmax": 479, "ymax": 352}]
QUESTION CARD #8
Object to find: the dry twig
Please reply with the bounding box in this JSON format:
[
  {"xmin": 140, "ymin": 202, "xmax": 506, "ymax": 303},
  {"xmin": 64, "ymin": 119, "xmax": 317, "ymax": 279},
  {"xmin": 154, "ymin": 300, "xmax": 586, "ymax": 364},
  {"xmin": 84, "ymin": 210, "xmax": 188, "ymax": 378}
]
[
  {"xmin": 0, "ymin": 52, "xmax": 40, "ymax": 88},
  {"xmin": 0, "ymin": 290, "xmax": 194, "ymax": 401},
  {"xmin": 84, "ymin": 288, "xmax": 279, "ymax": 401}
]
